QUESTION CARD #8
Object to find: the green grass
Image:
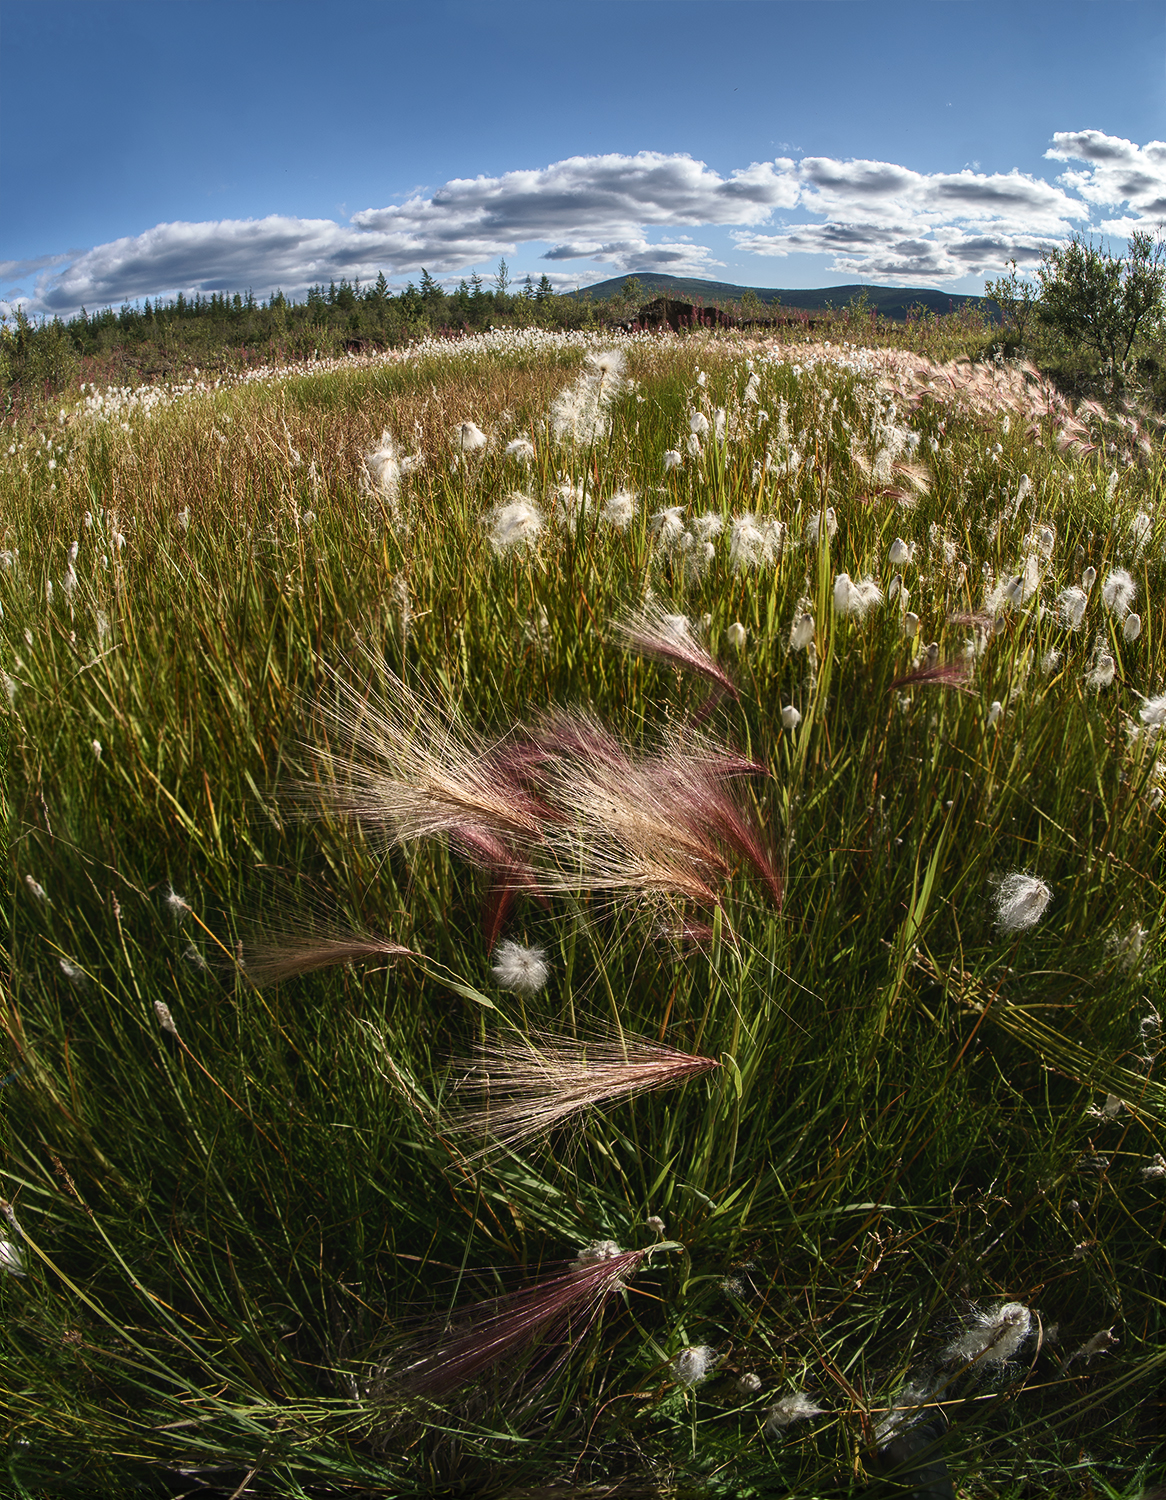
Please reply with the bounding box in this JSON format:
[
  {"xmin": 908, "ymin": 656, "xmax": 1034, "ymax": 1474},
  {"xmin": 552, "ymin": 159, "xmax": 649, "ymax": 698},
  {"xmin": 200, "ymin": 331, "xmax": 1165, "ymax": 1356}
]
[{"xmin": 1, "ymin": 328, "xmax": 1164, "ymax": 1497}]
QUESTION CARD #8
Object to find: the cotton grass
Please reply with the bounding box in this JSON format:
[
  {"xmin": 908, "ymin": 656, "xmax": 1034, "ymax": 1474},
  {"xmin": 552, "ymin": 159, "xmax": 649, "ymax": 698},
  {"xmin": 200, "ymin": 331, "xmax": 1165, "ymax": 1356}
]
[{"xmin": 993, "ymin": 873, "xmax": 1052, "ymax": 933}]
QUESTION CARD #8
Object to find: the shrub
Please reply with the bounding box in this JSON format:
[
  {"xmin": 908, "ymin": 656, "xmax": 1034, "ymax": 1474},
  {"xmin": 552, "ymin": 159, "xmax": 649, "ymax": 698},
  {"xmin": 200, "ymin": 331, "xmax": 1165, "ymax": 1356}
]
[
  {"xmin": 0, "ymin": 305, "xmax": 80, "ymax": 399},
  {"xmin": 1036, "ymin": 229, "xmax": 1166, "ymax": 382}
]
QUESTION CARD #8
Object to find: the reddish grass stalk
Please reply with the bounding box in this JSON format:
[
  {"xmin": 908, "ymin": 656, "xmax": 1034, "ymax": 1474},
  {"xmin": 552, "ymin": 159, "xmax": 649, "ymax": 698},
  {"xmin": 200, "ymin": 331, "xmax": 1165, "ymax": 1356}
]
[
  {"xmin": 889, "ymin": 662, "xmax": 972, "ymax": 692},
  {"xmin": 293, "ymin": 663, "xmax": 548, "ymax": 852},
  {"xmin": 649, "ymin": 738, "xmax": 782, "ymax": 907},
  {"xmin": 453, "ymin": 1026, "xmax": 719, "ymax": 1157},
  {"xmin": 398, "ymin": 1248, "xmax": 646, "ymax": 1398},
  {"xmin": 295, "ymin": 656, "xmax": 780, "ymax": 914},
  {"xmin": 614, "ymin": 605, "xmax": 739, "ymax": 701},
  {"xmin": 238, "ymin": 927, "xmax": 410, "ymax": 986}
]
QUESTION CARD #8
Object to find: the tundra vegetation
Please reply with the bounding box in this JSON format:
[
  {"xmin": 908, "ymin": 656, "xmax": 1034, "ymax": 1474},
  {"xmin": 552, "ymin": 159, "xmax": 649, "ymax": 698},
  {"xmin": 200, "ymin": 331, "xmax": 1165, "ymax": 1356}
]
[
  {"xmin": 3, "ymin": 229, "xmax": 1165, "ymax": 415},
  {"xmin": 2, "ymin": 312, "xmax": 1166, "ymax": 1497}
]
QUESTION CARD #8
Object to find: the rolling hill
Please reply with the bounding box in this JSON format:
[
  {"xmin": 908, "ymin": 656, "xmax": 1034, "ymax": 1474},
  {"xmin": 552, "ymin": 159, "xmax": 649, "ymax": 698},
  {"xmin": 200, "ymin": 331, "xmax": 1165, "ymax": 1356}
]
[{"xmin": 566, "ymin": 271, "xmax": 991, "ymax": 321}]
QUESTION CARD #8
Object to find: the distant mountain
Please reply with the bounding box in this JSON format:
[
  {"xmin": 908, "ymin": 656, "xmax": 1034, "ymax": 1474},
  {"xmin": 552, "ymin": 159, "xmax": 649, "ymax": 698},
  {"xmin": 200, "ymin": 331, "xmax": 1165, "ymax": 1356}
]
[{"xmin": 566, "ymin": 272, "xmax": 990, "ymax": 322}]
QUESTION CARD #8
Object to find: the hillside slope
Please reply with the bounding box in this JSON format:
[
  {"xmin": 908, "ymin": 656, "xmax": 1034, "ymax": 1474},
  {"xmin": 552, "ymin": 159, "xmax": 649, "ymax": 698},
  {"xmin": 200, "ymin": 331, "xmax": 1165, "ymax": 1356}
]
[{"xmin": 569, "ymin": 271, "xmax": 990, "ymax": 320}]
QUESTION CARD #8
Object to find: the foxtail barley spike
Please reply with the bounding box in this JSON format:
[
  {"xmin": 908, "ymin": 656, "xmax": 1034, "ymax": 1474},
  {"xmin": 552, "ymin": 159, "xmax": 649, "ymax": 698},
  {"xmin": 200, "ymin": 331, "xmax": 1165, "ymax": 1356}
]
[
  {"xmin": 453, "ymin": 1025, "xmax": 719, "ymax": 1157},
  {"xmin": 614, "ymin": 604, "xmax": 739, "ymax": 702},
  {"xmin": 395, "ymin": 1246, "xmax": 645, "ymax": 1398},
  {"xmin": 236, "ymin": 926, "xmax": 409, "ymax": 986}
]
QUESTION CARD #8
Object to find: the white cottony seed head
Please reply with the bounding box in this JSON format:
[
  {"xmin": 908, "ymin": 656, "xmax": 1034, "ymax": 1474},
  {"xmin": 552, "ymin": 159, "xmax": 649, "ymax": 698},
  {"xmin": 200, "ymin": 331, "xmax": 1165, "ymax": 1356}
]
[
  {"xmin": 456, "ymin": 422, "xmax": 488, "ymax": 453},
  {"xmin": 789, "ymin": 613, "xmax": 815, "ymax": 651},
  {"xmin": 994, "ymin": 873, "xmax": 1052, "ymax": 933},
  {"xmin": 154, "ymin": 1000, "xmax": 179, "ymax": 1037},
  {"xmin": 24, "ymin": 875, "xmax": 46, "ymax": 902},
  {"xmin": 903, "ymin": 611, "xmax": 920, "ymax": 638},
  {"xmin": 781, "ymin": 704, "xmax": 802, "ymax": 731},
  {"xmin": 1087, "ymin": 654, "xmax": 1116, "ymax": 690},
  {"xmin": 766, "ymin": 1391, "xmax": 825, "ymax": 1431},
  {"xmin": 1075, "ymin": 1327, "xmax": 1119, "ymax": 1361},
  {"xmin": 601, "ymin": 489, "xmax": 637, "ymax": 528},
  {"xmin": 1123, "ymin": 612, "xmax": 1142, "ymax": 643},
  {"xmin": 807, "ymin": 507, "xmax": 837, "ymax": 544},
  {"xmin": 943, "ymin": 1301, "xmax": 1032, "ymax": 1367},
  {"xmin": 833, "ymin": 573, "xmax": 883, "ymax": 619},
  {"xmin": 1057, "ymin": 587, "xmax": 1088, "ymax": 630},
  {"xmin": 672, "ymin": 1345, "xmax": 717, "ymax": 1386},
  {"xmin": 987, "ymin": 700, "xmax": 1003, "ymax": 727},
  {"xmin": 1101, "ymin": 568, "xmax": 1136, "ymax": 618},
  {"xmin": 572, "ymin": 1239, "xmax": 623, "ymax": 1268},
  {"xmin": 488, "ymin": 495, "xmax": 543, "ymax": 553},
  {"xmin": 1139, "ymin": 694, "xmax": 1166, "ymax": 729},
  {"xmin": 1082, "ymin": 566, "xmax": 1097, "ymax": 590},
  {"xmin": 727, "ymin": 622, "xmax": 747, "ymax": 650},
  {"xmin": 491, "ymin": 939, "xmax": 550, "ymax": 995},
  {"xmin": 736, "ymin": 1372, "xmax": 762, "ymax": 1394},
  {"xmin": 586, "ymin": 348, "xmax": 626, "ymax": 379}
]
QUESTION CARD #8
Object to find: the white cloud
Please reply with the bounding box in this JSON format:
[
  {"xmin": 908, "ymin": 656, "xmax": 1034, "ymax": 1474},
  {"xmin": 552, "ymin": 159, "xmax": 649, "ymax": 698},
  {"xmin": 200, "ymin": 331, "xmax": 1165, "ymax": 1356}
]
[
  {"xmin": 9, "ymin": 134, "xmax": 1160, "ymax": 313},
  {"xmin": 0, "ymin": 250, "xmax": 76, "ymax": 281},
  {"xmin": 1046, "ymin": 130, "xmax": 1166, "ymax": 220},
  {"xmin": 540, "ymin": 236, "xmax": 722, "ymax": 275},
  {"xmin": 351, "ymin": 152, "xmax": 797, "ymax": 247},
  {"xmin": 24, "ymin": 152, "xmax": 788, "ymax": 312},
  {"xmin": 736, "ymin": 223, "xmax": 1060, "ymax": 280},
  {"xmin": 733, "ymin": 155, "xmax": 1084, "ymax": 281},
  {"xmin": 38, "ymin": 216, "xmax": 374, "ymax": 313},
  {"xmin": 796, "ymin": 158, "xmax": 1079, "ymax": 233}
]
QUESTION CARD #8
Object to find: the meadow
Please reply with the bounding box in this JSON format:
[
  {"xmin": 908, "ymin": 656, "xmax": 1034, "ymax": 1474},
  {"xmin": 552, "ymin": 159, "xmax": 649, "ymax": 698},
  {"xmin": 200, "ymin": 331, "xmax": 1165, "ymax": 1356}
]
[{"xmin": 1, "ymin": 324, "xmax": 1164, "ymax": 1498}]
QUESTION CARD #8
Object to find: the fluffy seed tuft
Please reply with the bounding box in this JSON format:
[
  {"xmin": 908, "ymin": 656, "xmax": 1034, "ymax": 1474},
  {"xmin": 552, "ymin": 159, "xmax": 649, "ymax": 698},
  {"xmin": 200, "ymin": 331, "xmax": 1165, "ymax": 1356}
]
[
  {"xmin": 994, "ymin": 873, "xmax": 1052, "ymax": 933},
  {"xmin": 490, "ymin": 939, "xmax": 550, "ymax": 995}
]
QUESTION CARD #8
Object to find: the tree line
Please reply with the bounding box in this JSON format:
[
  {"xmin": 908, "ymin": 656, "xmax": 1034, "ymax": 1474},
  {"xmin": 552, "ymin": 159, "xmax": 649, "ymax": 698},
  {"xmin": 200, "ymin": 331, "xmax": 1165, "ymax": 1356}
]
[{"xmin": 3, "ymin": 235, "xmax": 1166, "ymax": 411}]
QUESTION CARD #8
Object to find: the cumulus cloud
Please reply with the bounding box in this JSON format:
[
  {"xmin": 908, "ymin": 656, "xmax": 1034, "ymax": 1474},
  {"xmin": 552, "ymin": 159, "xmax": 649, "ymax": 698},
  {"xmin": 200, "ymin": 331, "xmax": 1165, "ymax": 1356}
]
[
  {"xmin": 1046, "ymin": 130, "xmax": 1166, "ymax": 220},
  {"xmin": 796, "ymin": 156, "xmax": 1079, "ymax": 232},
  {"xmin": 736, "ymin": 222, "xmax": 1061, "ymax": 280},
  {"xmin": 38, "ymin": 216, "xmax": 374, "ymax": 313},
  {"xmin": 351, "ymin": 151, "xmax": 797, "ymax": 246},
  {"xmin": 26, "ymin": 152, "xmax": 788, "ymax": 312},
  {"xmin": 10, "ymin": 132, "xmax": 1163, "ymax": 313},
  {"xmin": 0, "ymin": 250, "xmax": 77, "ymax": 282},
  {"xmin": 734, "ymin": 155, "xmax": 1086, "ymax": 279}
]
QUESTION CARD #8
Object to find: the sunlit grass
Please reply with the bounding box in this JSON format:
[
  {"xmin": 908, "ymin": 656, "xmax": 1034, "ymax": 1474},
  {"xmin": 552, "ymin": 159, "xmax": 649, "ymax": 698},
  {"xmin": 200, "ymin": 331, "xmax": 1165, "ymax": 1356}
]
[{"xmin": 1, "ymin": 327, "xmax": 1164, "ymax": 1497}]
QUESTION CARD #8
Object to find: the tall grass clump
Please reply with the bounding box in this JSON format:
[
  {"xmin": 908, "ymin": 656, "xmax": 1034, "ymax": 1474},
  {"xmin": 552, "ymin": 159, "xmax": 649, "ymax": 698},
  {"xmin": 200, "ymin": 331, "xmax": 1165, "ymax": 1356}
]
[{"xmin": 2, "ymin": 325, "xmax": 1165, "ymax": 1497}]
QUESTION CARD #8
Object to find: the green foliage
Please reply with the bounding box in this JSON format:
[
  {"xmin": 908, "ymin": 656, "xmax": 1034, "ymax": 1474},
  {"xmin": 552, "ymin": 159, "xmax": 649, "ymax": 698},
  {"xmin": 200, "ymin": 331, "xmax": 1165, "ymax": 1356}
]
[
  {"xmin": 1, "ymin": 333, "xmax": 1163, "ymax": 1494},
  {"xmin": 1037, "ymin": 231, "xmax": 1166, "ymax": 377},
  {"xmin": 984, "ymin": 258, "xmax": 1039, "ymax": 346},
  {"xmin": 0, "ymin": 307, "xmax": 81, "ymax": 402}
]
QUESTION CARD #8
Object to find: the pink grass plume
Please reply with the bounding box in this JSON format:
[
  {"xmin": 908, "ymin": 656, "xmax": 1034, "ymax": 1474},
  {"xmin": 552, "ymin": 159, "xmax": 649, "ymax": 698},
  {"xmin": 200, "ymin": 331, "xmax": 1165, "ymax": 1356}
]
[
  {"xmin": 452, "ymin": 1024, "xmax": 719, "ymax": 1158},
  {"xmin": 614, "ymin": 603, "xmax": 739, "ymax": 702},
  {"xmin": 394, "ymin": 1240, "xmax": 668, "ymax": 1399}
]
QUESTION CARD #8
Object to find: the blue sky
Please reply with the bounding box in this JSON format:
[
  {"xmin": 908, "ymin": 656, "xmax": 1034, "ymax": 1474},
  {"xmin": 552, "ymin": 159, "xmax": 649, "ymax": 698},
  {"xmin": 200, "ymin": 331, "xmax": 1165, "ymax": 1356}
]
[{"xmin": 2, "ymin": 0, "xmax": 1164, "ymax": 315}]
